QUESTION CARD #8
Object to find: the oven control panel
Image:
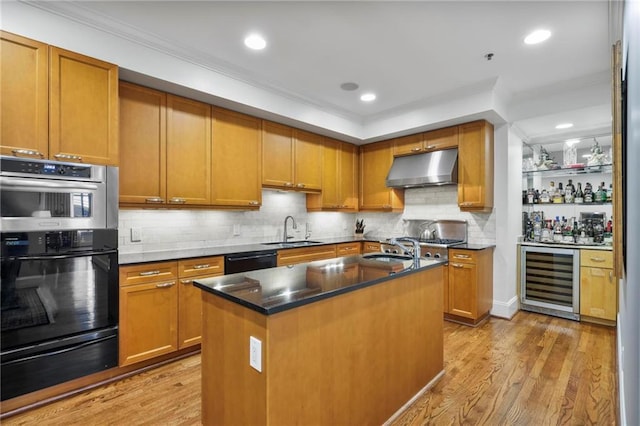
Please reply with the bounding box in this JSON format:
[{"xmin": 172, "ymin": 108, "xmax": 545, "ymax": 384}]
[{"xmin": 1, "ymin": 157, "xmax": 92, "ymax": 178}]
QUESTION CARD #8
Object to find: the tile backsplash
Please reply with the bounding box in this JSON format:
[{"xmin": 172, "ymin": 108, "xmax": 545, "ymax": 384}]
[{"xmin": 118, "ymin": 186, "xmax": 495, "ymax": 254}]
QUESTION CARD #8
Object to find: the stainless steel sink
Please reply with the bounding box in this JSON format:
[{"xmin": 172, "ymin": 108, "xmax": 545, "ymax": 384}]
[
  {"xmin": 362, "ymin": 253, "xmax": 413, "ymax": 262},
  {"xmin": 262, "ymin": 240, "xmax": 323, "ymax": 248}
]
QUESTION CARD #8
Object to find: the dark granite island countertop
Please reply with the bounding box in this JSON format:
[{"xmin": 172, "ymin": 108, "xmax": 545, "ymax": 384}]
[
  {"xmin": 196, "ymin": 253, "xmax": 446, "ymax": 425},
  {"xmin": 194, "ymin": 254, "xmax": 445, "ymax": 315}
]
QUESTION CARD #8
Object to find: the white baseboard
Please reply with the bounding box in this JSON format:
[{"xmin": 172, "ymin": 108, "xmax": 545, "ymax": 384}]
[{"xmin": 490, "ymin": 296, "xmax": 519, "ymax": 319}]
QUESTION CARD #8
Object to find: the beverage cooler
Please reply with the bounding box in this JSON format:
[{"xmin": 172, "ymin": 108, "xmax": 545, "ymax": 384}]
[{"xmin": 520, "ymin": 245, "xmax": 580, "ymax": 321}]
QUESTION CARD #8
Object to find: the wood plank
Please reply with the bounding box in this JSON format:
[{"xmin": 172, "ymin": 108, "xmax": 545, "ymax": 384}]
[{"xmin": 1, "ymin": 312, "xmax": 618, "ymax": 425}]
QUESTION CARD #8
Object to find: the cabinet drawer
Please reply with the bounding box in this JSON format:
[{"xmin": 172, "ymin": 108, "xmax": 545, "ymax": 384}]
[
  {"xmin": 336, "ymin": 242, "xmax": 361, "ymax": 256},
  {"xmin": 580, "ymin": 249, "xmax": 613, "ymax": 268},
  {"xmin": 448, "ymin": 249, "xmax": 477, "ymax": 264},
  {"xmin": 178, "ymin": 256, "xmax": 224, "ymax": 278},
  {"xmin": 362, "ymin": 241, "xmax": 382, "ymax": 254},
  {"xmin": 120, "ymin": 261, "xmax": 178, "ymax": 287},
  {"xmin": 277, "ymin": 245, "xmax": 337, "ymax": 267}
]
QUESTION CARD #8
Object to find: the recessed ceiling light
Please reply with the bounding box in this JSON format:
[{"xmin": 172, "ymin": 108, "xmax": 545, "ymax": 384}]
[
  {"xmin": 360, "ymin": 93, "xmax": 376, "ymax": 102},
  {"xmin": 340, "ymin": 82, "xmax": 359, "ymax": 91},
  {"xmin": 555, "ymin": 123, "xmax": 573, "ymax": 129},
  {"xmin": 524, "ymin": 29, "xmax": 551, "ymax": 45},
  {"xmin": 565, "ymin": 139, "xmax": 580, "ymax": 146},
  {"xmin": 244, "ymin": 34, "xmax": 266, "ymax": 50}
]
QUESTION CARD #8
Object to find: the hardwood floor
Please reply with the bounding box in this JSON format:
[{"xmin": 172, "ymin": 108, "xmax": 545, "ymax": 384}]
[{"xmin": 2, "ymin": 311, "xmax": 617, "ymax": 425}]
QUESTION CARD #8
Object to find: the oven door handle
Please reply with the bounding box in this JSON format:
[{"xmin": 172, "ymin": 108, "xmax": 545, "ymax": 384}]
[
  {"xmin": 0, "ymin": 176, "xmax": 99, "ymax": 191},
  {"xmin": 8, "ymin": 250, "xmax": 117, "ymax": 261}
]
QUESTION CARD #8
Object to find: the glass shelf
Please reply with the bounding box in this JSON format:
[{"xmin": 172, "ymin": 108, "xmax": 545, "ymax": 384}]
[
  {"xmin": 523, "ymin": 202, "xmax": 612, "ymax": 207},
  {"xmin": 522, "ymin": 163, "xmax": 612, "ymax": 178}
]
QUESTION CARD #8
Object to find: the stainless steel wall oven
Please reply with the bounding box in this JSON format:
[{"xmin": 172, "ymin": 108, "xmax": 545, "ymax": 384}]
[
  {"xmin": 1, "ymin": 157, "xmax": 119, "ymax": 401},
  {"xmin": 520, "ymin": 245, "xmax": 580, "ymax": 321}
]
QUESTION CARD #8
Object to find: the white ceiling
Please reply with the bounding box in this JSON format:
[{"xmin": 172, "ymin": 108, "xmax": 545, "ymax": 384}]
[{"xmin": 9, "ymin": 1, "xmax": 613, "ymax": 144}]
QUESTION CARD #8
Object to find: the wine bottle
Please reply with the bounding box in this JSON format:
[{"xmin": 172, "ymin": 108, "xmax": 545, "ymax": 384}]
[{"xmin": 574, "ymin": 182, "xmax": 584, "ymax": 203}]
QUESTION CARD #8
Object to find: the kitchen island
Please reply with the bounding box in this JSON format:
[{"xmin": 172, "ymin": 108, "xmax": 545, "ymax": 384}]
[{"xmin": 194, "ymin": 255, "xmax": 446, "ymax": 425}]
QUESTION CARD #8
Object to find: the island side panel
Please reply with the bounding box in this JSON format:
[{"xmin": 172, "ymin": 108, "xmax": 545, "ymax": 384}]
[
  {"xmin": 266, "ymin": 265, "xmax": 444, "ymax": 425},
  {"xmin": 201, "ymin": 293, "xmax": 268, "ymax": 426}
]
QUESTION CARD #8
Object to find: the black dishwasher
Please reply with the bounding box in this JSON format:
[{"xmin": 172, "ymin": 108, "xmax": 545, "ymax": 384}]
[{"xmin": 225, "ymin": 250, "xmax": 277, "ymax": 274}]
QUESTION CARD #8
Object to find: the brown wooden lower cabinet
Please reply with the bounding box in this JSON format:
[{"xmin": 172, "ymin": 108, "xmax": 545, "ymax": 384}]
[
  {"xmin": 336, "ymin": 241, "xmax": 361, "ymax": 256},
  {"xmin": 119, "ymin": 257, "xmax": 223, "ymax": 366},
  {"xmin": 362, "ymin": 241, "xmax": 382, "ymax": 253},
  {"xmin": 276, "ymin": 245, "xmax": 337, "ymax": 266},
  {"xmin": 445, "ymin": 247, "xmax": 493, "ymax": 326},
  {"xmin": 580, "ymin": 249, "xmax": 616, "ymax": 325}
]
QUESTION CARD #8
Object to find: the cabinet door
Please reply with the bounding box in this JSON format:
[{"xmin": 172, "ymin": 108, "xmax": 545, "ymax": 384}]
[
  {"xmin": 262, "ymin": 121, "xmax": 294, "ymax": 188},
  {"xmin": 277, "ymin": 245, "xmax": 337, "ymax": 267},
  {"xmin": 119, "ymin": 280, "xmax": 178, "ymax": 366},
  {"xmin": 393, "ymin": 133, "xmax": 424, "ymax": 156},
  {"xmin": 322, "ymin": 138, "xmax": 340, "ymax": 207},
  {"xmin": 211, "ymin": 108, "xmax": 262, "ymax": 207},
  {"xmin": 336, "ymin": 242, "xmax": 361, "ymax": 256},
  {"xmin": 0, "ymin": 32, "xmax": 49, "ymax": 158},
  {"xmin": 448, "ymin": 262, "xmax": 477, "ymax": 319},
  {"xmin": 178, "ymin": 269, "xmax": 223, "ymax": 349},
  {"xmin": 338, "ymin": 142, "xmax": 358, "ymax": 210},
  {"xmin": 119, "ymin": 82, "xmax": 167, "ymax": 205},
  {"xmin": 294, "ymin": 129, "xmax": 323, "ymax": 192},
  {"xmin": 362, "ymin": 241, "xmax": 382, "ymax": 253},
  {"xmin": 166, "ymin": 95, "xmax": 211, "ymax": 205},
  {"xmin": 49, "ymin": 47, "xmax": 118, "ymax": 165},
  {"xmin": 359, "ymin": 141, "xmax": 404, "ymax": 211},
  {"xmin": 458, "ymin": 120, "xmax": 493, "ymax": 212},
  {"xmin": 424, "ymin": 126, "xmax": 458, "ymax": 151},
  {"xmin": 580, "ymin": 266, "xmax": 617, "ymax": 321}
]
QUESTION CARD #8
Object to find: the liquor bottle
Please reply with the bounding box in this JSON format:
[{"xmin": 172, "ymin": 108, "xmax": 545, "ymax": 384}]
[
  {"xmin": 607, "ymin": 183, "xmax": 613, "ymax": 202},
  {"xmin": 526, "ymin": 188, "xmax": 535, "ymax": 204},
  {"xmin": 600, "ymin": 182, "xmax": 608, "ymax": 202},
  {"xmin": 572, "ymin": 220, "xmax": 580, "ymax": 243},
  {"xmin": 584, "ymin": 182, "xmax": 593, "ymax": 203},
  {"xmin": 594, "ymin": 184, "xmax": 604, "ymax": 203},
  {"xmin": 574, "ymin": 182, "xmax": 584, "ymax": 203},
  {"xmin": 539, "ymin": 189, "xmax": 550, "ymax": 203},
  {"xmin": 553, "ymin": 217, "xmax": 563, "ymax": 242},
  {"xmin": 553, "ymin": 183, "xmax": 564, "ymax": 203},
  {"xmin": 565, "ymin": 179, "xmax": 575, "ymax": 203}
]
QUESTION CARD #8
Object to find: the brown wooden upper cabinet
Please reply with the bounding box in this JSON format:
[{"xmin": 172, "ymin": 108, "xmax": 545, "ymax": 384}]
[
  {"xmin": 359, "ymin": 140, "xmax": 404, "ymax": 212},
  {"xmin": 262, "ymin": 121, "xmax": 323, "ymax": 192},
  {"xmin": 457, "ymin": 120, "xmax": 494, "ymax": 212},
  {"xmin": 307, "ymin": 138, "xmax": 358, "ymax": 211},
  {"xmin": 1, "ymin": 31, "xmax": 118, "ymax": 165},
  {"xmin": 119, "ymin": 82, "xmax": 212, "ymax": 206},
  {"xmin": 211, "ymin": 107, "xmax": 262, "ymax": 208},
  {"xmin": 393, "ymin": 126, "xmax": 458, "ymax": 157}
]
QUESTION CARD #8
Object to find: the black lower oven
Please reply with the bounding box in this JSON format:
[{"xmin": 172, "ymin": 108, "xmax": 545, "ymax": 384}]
[{"xmin": 1, "ymin": 229, "xmax": 119, "ymax": 401}]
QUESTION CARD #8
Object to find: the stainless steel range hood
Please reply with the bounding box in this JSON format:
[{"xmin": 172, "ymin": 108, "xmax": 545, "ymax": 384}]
[{"xmin": 386, "ymin": 148, "xmax": 458, "ymax": 188}]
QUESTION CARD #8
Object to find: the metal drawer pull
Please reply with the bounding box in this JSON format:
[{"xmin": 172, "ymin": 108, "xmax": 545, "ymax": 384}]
[
  {"xmin": 181, "ymin": 279, "xmax": 193, "ymax": 285},
  {"xmin": 156, "ymin": 282, "xmax": 175, "ymax": 288},
  {"xmin": 139, "ymin": 270, "xmax": 161, "ymax": 276},
  {"xmin": 590, "ymin": 257, "xmax": 606, "ymax": 262},
  {"xmin": 284, "ymin": 182, "xmax": 293, "ymax": 187},
  {"xmin": 54, "ymin": 153, "xmax": 82, "ymax": 161},
  {"xmin": 146, "ymin": 197, "xmax": 165, "ymax": 203},
  {"xmin": 297, "ymin": 183, "xmax": 306, "ymax": 188},
  {"xmin": 194, "ymin": 264, "xmax": 210, "ymax": 269},
  {"xmin": 451, "ymin": 263, "xmax": 464, "ymax": 268},
  {"xmin": 12, "ymin": 149, "xmax": 44, "ymax": 158},
  {"xmin": 169, "ymin": 197, "xmax": 186, "ymax": 204},
  {"xmin": 425, "ymin": 145, "xmax": 436, "ymax": 149},
  {"xmin": 454, "ymin": 254, "xmax": 470, "ymax": 259},
  {"xmin": 411, "ymin": 147, "xmax": 422, "ymax": 152},
  {"xmin": 249, "ymin": 200, "xmax": 259, "ymax": 205},
  {"xmin": 609, "ymin": 271, "xmax": 613, "ymax": 282}
]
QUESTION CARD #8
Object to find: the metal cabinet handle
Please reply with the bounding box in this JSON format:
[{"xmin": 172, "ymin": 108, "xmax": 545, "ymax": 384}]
[
  {"xmin": 454, "ymin": 254, "xmax": 470, "ymax": 259},
  {"xmin": 139, "ymin": 270, "xmax": 161, "ymax": 276},
  {"xmin": 590, "ymin": 257, "xmax": 606, "ymax": 262},
  {"xmin": 145, "ymin": 197, "xmax": 165, "ymax": 204},
  {"xmin": 297, "ymin": 183, "xmax": 306, "ymax": 188},
  {"xmin": 54, "ymin": 153, "xmax": 83, "ymax": 161},
  {"xmin": 425, "ymin": 145, "xmax": 436, "ymax": 150},
  {"xmin": 383, "ymin": 204, "xmax": 391, "ymax": 209},
  {"xmin": 193, "ymin": 264, "xmax": 210, "ymax": 269},
  {"xmin": 284, "ymin": 182, "xmax": 294, "ymax": 187},
  {"xmin": 609, "ymin": 271, "xmax": 613, "ymax": 282},
  {"xmin": 181, "ymin": 279, "xmax": 193, "ymax": 285},
  {"xmin": 451, "ymin": 263, "xmax": 464, "ymax": 268},
  {"xmin": 249, "ymin": 200, "xmax": 259, "ymax": 205},
  {"xmin": 155, "ymin": 282, "xmax": 175, "ymax": 288},
  {"xmin": 411, "ymin": 147, "xmax": 422, "ymax": 152},
  {"xmin": 169, "ymin": 197, "xmax": 186, "ymax": 204},
  {"xmin": 12, "ymin": 149, "xmax": 44, "ymax": 158}
]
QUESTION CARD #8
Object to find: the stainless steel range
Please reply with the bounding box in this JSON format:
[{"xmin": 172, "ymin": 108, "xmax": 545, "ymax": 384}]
[{"xmin": 382, "ymin": 220, "xmax": 468, "ymax": 261}]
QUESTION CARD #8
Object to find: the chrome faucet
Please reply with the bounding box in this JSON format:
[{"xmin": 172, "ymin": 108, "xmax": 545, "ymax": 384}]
[
  {"xmin": 389, "ymin": 237, "xmax": 421, "ymax": 268},
  {"xmin": 283, "ymin": 215, "xmax": 297, "ymax": 243}
]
